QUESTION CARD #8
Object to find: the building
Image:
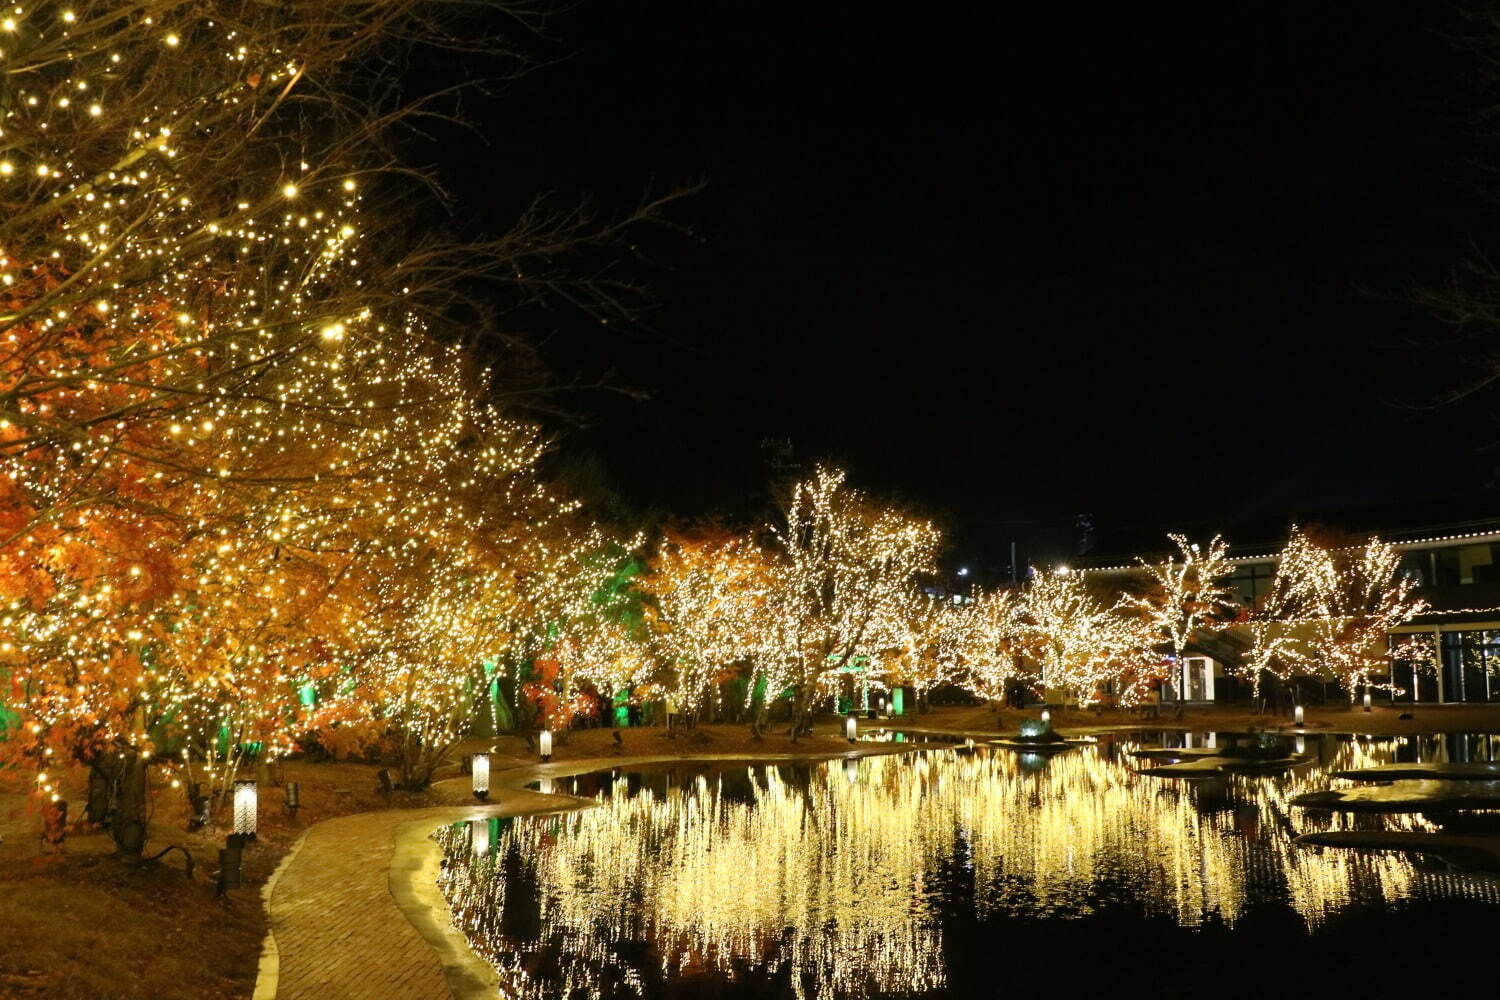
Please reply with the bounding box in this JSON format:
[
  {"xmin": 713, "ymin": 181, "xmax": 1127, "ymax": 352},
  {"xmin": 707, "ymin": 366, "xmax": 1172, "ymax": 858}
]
[{"xmin": 1074, "ymin": 493, "xmax": 1500, "ymax": 705}]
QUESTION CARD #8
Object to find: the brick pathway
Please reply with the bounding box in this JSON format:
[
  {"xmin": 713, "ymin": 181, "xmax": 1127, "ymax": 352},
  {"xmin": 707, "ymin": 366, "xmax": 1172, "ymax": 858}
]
[{"xmin": 267, "ymin": 806, "xmax": 456, "ymax": 1000}]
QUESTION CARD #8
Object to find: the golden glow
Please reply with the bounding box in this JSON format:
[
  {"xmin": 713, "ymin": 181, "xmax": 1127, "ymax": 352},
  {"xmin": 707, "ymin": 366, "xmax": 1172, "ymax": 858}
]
[{"xmin": 436, "ymin": 739, "xmax": 1499, "ymax": 998}]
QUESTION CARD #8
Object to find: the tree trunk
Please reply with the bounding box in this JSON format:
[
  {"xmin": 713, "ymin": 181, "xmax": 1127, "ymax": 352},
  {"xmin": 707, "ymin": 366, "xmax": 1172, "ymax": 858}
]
[
  {"xmin": 84, "ymin": 766, "xmax": 111, "ymax": 827},
  {"xmin": 90, "ymin": 753, "xmax": 149, "ymax": 857}
]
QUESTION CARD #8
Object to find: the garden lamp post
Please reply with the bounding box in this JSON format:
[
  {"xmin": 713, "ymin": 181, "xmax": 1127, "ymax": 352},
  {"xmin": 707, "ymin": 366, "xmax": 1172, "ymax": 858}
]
[
  {"xmin": 539, "ymin": 729, "xmax": 553, "ymax": 763},
  {"xmin": 232, "ymin": 779, "xmax": 258, "ymax": 841},
  {"xmin": 471, "ymin": 752, "xmax": 490, "ymax": 802},
  {"xmin": 846, "ymin": 714, "xmax": 857, "ymax": 743}
]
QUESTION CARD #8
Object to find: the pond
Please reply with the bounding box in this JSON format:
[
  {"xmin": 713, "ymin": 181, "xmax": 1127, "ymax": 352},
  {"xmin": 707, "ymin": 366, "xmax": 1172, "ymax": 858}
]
[{"xmin": 435, "ymin": 732, "xmax": 1500, "ymax": 998}]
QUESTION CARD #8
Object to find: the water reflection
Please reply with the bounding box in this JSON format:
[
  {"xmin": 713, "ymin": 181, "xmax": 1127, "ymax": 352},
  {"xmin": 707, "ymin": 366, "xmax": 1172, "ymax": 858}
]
[{"xmin": 436, "ymin": 733, "xmax": 1500, "ymax": 999}]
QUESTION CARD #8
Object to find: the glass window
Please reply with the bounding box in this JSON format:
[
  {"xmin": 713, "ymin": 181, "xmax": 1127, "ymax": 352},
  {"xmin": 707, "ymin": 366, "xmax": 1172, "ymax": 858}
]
[
  {"xmin": 1439, "ymin": 630, "xmax": 1500, "ymax": 702},
  {"xmin": 1389, "ymin": 634, "xmax": 1437, "ymax": 702},
  {"xmin": 1434, "ymin": 549, "xmax": 1462, "ymax": 588},
  {"xmin": 1461, "ymin": 543, "xmax": 1500, "ymax": 584},
  {"xmin": 1395, "ymin": 550, "xmax": 1429, "ymax": 587},
  {"xmin": 1229, "ymin": 562, "xmax": 1275, "ymax": 607}
]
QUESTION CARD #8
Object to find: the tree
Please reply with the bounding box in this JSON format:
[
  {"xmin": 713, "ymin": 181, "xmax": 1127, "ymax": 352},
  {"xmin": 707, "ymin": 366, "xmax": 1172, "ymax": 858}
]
[
  {"xmin": 0, "ymin": 0, "xmax": 691, "ymax": 848},
  {"xmin": 1235, "ymin": 531, "xmax": 1314, "ymax": 703},
  {"xmin": 1124, "ymin": 534, "xmax": 1233, "ymax": 714},
  {"xmin": 879, "ymin": 590, "xmax": 953, "ymax": 714},
  {"xmin": 939, "ymin": 587, "xmax": 1029, "ymax": 706},
  {"xmin": 1021, "ymin": 570, "xmax": 1151, "ymax": 708},
  {"xmin": 754, "ymin": 467, "xmax": 940, "ymax": 737},
  {"xmin": 1292, "ymin": 530, "xmax": 1428, "ymax": 705},
  {"xmin": 644, "ymin": 527, "xmax": 770, "ymax": 722}
]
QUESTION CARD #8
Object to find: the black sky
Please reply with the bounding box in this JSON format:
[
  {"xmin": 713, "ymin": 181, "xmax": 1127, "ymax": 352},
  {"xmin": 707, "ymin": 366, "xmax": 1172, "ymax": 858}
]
[{"xmin": 421, "ymin": 3, "xmax": 1499, "ymax": 562}]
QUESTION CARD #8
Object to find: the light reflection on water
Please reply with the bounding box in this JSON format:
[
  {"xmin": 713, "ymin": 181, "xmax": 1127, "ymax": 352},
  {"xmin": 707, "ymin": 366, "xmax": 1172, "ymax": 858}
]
[{"xmin": 435, "ymin": 733, "xmax": 1500, "ymax": 999}]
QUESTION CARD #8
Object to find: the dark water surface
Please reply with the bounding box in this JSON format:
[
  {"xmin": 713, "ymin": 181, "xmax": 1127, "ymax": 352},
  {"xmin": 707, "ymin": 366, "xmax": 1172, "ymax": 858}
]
[{"xmin": 435, "ymin": 732, "xmax": 1500, "ymax": 998}]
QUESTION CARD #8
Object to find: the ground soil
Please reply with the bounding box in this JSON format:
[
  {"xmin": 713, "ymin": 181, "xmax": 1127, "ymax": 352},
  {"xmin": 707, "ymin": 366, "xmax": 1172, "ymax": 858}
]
[
  {"xmin": 3, "ymin": 703, "xmax": 1497, "ymax": 999},
  {"xmin": 0, "ymin": 761, "xmax": 444, "ymax": 1000}
]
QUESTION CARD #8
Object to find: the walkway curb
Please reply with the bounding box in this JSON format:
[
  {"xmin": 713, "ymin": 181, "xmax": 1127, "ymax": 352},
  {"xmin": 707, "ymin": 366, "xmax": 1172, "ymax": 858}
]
[{"xmin": 253, "ymin": 828, "xmax": 309, "ymax": 1000}]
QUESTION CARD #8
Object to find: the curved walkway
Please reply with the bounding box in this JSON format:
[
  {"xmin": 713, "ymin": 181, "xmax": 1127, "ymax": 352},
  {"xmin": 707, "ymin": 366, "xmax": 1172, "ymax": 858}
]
[{"xmin": 259, "ymin": 750, "xmax": 891, "ymax": 999}]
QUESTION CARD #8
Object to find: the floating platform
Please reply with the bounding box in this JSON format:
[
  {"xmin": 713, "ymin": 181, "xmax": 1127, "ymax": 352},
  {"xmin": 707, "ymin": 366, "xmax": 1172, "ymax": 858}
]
[
  {"xmin": 986, "ymin": 737, "xmax": 1084, "ymax": 754},
  {"xmin": 1131, "ymin": 747, "xmax": 1229, "ymax": 761},
  {"xmin": 1139, "ymin": 754, "xmax": 1310, "ymax": 777}
]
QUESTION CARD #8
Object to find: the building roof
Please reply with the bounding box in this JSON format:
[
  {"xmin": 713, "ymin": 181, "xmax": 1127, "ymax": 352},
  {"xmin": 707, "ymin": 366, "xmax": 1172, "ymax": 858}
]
[{"xmin": 1073, "ymin": 490, "xmax": 1500, "ymax": 571}]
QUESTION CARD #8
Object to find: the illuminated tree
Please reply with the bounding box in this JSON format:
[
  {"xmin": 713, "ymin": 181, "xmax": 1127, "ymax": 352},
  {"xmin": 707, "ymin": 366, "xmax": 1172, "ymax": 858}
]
[
  {"xmin": 516, "ymin": 533, "xmax": 652, "ymax": 733},
  {"xmin": 939, "ymin": 587, "xmax": 1029, "ymax": 706},
  {"xmin": 0, "ymin": 0, "xmax": 689, "ymax": 848},
  {"xmin": 644, "ymin": 528, "xmax": 771, "ymax": 722},
  {"xmin": 1234, "ymin": 533, "xmax": 1314, "ymax": 702},
  {"xmin": 755, "ymin": 467, "xmax": 940, "ymax": 736},
  {"xmin": 876, "ymin": 590, "xmax": 954, "ymax": 714},
  {"xmin": 1290, "ymin": 530, "xmax": 1428, "ymax": 704},
  {"xmin": 1020, "ymin": 570, "xmax": 1152, "ymax": 708},
  {"xmin": 1124, "ymin": 534, "xmax": 1233, "ymax": 714}
]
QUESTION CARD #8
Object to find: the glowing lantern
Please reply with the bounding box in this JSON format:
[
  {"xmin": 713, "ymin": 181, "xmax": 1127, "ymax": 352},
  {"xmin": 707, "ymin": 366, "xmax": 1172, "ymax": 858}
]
[
  {"xmin": 845, "ymin": 714, "xmax": 857, "ymax": 743},
  {"xmin": 1040, "ymin": 709, "xmax": 1051, "ymax": 725},
  {"xmin": 233, "ymin": 779, "xmax": 258, "ymax": 838},
  {"xmin": 539, "ymin": 729, "xmax": 553, "ymax": 763},
  {"xmin": 1363, "ymin": 690, "xmax": 1372, "ymax": 712},
  {"xmin": 471, "ymin": 752, "xmax": 490, "ymax": 802},
  {"xmin": 1294, "ymin": 705, "xmax": 1304, "ymax": 725}
]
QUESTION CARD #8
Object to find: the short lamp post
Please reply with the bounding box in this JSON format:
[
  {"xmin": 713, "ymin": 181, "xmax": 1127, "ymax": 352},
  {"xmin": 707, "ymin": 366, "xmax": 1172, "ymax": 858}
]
[
  {"xmin": 1363, "ymin": 689, "xmax": 1373, "ymax": 713},
  {"xmin": 539, "ymin": 729, "xmax": 553, "ymax": 764},
  {"xmin": 845, "ymin": 714, "xmax": 857, "ymax": 744},
  {"xmin": 1040, "ymin": 709, "xmax": 1051, "ymax": 725},
  {"xmin": 232, "ymin": 778, "xmax": 258, "ymax": 842},
  {"xmin": 471, "ymin": 752, "xmax": 490, "ymax": 802},
  {"xmin": 284, "ymin": 781, "xmax": 300, "ymax": 816},
  {"xmin": 1294, "ymin": 705, "xmax": 1304, "ymax": 726}
]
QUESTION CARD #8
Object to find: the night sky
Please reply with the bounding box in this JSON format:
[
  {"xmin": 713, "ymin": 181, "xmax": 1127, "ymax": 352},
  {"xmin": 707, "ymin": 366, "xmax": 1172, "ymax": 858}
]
[{"xmin": 418, "ymin": 3, "xmax": 1498, "ymax": 564}]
